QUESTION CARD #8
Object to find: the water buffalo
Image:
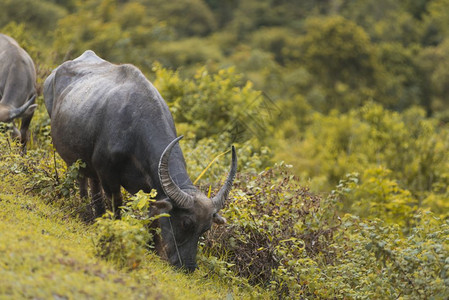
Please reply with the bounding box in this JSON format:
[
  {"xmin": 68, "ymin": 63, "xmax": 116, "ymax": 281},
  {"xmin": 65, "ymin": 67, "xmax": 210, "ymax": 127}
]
[
  {"xmin": 0, "ymin": 34, "xmax": 37, "ymax": 150},
  {"xmin": 43, "ymin": 50, "xmax": 237, "ymax": 271}
]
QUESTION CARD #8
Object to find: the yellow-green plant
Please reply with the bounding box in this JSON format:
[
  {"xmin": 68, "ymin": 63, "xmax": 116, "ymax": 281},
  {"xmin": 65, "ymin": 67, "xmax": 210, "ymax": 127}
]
[
  {"xmin": 93, "ymin": 190, "xmax": 168, "ymax": 269},
  {"xmin": 93, "ymin": 212, "xmax": 151, "ymax": 270},
  {"xmin": 202, "ymin": 164, "xmax": 449, "ymax": 299},
  {"xmin": 336, "ymin": 168, "xmax": 418, "ymax": 226}
]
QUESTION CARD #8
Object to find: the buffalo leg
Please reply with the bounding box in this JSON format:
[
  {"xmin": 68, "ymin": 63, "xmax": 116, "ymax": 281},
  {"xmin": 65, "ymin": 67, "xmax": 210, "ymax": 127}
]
[
  {"xmin": 10, "ymin": 123, "xmax": 20, "ymax": 140},
  {"xmin": 19, "ymin": 110, "xmax": 35, "ymax": 153},
  {"xmin": 79, "ymin": 176, "xmax": 88, "ymax": 199},
  {"xmin": 101, "ymin": 189, "xmax": 122, "ymax": 219},
  {"xmin": 90, "ymin": 177, "xmax": 105, "ymax": 218},
  {"xmin": 93, "ymin": 151, "xmax": 122, "ymax": 219},
  {"xmin": 79, "ymin": 175, "xmax": 96, "ymax": 222},
  {"xmin": 98, "ymin": 175, "xmax": 122, "ymax": 219},
  {"xmin": 111, "ymin": 192, "xmax": 123, "ymax": 220}
]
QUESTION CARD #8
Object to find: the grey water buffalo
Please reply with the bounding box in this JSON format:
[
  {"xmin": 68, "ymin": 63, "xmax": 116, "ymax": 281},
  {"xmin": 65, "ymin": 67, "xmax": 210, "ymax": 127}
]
[
  {"xmin": 0, "ymin": 34, "xmax": 37, "ymax": 150},
  {"xmin": 43, "ymin": 50, "xmax": 237, "ymax": 271}
]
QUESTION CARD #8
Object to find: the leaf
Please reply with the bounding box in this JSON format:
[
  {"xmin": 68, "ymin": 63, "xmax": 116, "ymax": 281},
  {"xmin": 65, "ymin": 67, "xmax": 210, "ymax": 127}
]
[{"xmin": 136, "ymin": 198, "xmax": 148, "ymax": 210}]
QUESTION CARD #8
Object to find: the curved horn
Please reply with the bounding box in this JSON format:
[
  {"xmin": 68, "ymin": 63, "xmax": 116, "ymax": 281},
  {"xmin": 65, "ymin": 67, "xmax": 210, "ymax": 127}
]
[
  {"xmin": 212, "ymin": 145, "xmax": 237, "ymax": 211},
  {"xmin": 158, "ymin": 136, "xmax": 194, "ymax": 209},
  {"xmin": 9, "ymin": 95, "xmax": 37, "ymax": 120}
]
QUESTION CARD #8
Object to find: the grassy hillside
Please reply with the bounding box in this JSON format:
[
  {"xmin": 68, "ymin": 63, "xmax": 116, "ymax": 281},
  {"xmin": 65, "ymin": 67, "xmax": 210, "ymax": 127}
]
[{"xmin": 0, "ymin": 186, "xmax": 268, "ymax": 299}]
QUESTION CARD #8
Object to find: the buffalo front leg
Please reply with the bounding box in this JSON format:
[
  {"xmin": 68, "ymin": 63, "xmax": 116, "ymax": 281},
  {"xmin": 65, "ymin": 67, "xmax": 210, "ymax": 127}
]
[
  {"xmin": 90, "ymin": 177, "xmax": 105, "ymax": 218},
  {"xmin": 110, "ymin": 192, "xmax": 123, "ymax": 220},
  {"xmin": 102, "ymin": 190, "xmax": 122, "ymax": 220},
  {"xmin": 93, "ymin": 153, "xmax": 122, "ymax": 219}
]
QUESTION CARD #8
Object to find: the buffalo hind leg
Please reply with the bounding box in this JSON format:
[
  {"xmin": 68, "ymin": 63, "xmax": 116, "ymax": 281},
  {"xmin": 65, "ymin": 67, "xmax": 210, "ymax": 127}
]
[
  {"xmin": 78, "ymin": 175, "xmax": 96, "ymax": 222},
  {"xmin": 18, "ymin": 101, "xmax": 36, "ymax": 154},
  {"xmin": 79, "ymin": 176, "xmax": 88, "ymax": 199}
]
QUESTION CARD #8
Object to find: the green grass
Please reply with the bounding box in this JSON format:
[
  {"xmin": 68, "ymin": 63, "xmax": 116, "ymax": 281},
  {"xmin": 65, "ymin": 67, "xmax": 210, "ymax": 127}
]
[{"xmin": 0, "ymin": 189, "xmax": 268, "ymax": 299}]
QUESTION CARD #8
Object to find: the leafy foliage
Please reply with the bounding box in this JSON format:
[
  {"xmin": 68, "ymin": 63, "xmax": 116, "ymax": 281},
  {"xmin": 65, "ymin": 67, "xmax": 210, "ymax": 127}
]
[
  {"xmin": 276, "ymin": 103, "xmax": 449, "ymax": 216},
  {"xmin": 153, "ymin": 64, "xmax": 268, "ymax": 143},
  {"xmin": 299, "ymin": 16, "xmax": 378, "ymax": 112},
  {"xmin": 203, "ymin": 164, "xmax": 340, "ymax": 297},
  {"xmin": 336, "ymin": 169, "xmax": 417, "ymax": 226},
  {"xmin": 203, "ymin": 165, "xmax": 449, "ymax": 298},
  {"xmin": 326, "ymin": 213, "xmax": 449, "ymax": 299},
  {"xmin": 93, "ymin": 211, "xmax": 151, "ymax": 270},
  {"xmin": 0, "ymin": 0, "xmax": 66, "ymax": 34}
]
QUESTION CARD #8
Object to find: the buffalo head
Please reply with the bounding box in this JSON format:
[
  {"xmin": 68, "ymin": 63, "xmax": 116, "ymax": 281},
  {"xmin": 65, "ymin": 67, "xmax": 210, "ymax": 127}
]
[{"xmin": 154, "ymin": 136, "xmax": 237, "ymax": 272}]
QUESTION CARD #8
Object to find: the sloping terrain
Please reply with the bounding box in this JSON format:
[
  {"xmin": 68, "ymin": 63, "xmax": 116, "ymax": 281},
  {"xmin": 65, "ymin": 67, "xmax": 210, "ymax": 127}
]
[{"xmin": 0, "ymin": 190, "xmax": 260, "ymax": 299}]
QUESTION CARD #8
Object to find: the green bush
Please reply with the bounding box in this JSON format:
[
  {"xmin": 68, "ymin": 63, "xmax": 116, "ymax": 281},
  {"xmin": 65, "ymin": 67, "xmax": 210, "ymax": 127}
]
[
  {"xmin": 202, "ymin": 163, "xmax": 341, "ymax": 298},
  {"xmin": 324, "ymin": 213, "xmax": 449, "ymax": 299},
  {"xmin": 336, "ymin": 168, "xmax": 417, "ymax": 226},
  {"xmin": 0, "ymin": 0, "xmax": 66, "ymax": 34},
  {"xmin": 250, "ymin": 27, "xmax": 301, "ymax": 65},
  {"xmin": 202, "ymin": 164, "xmax": 449, "ymax": 298},
  {"xmin": 276, "ymin": 103, "xmax": 449, "ymax": 216},
  {"xmin": 93, "ymin": 190, "xmax": 167, "ymax": 270},
  {"xmin": 299, "ymin": 15, "xmax": 379, "ymax": 112},
  {"xmin": 153, "ymin": 64, "xmax": 269, "ymax": 144},
  {"xmin": 0, "ymin": 134, "xmax": 91, "ymax": 220},
  {"xmin": 152, "ymin": 38, "xmax": 223, "ymax": 69},
  {"xmin": 181, "ymin": 133, "xmax": 271, "ymax": 184},
  {"xmin": 93, "ymin": 212, "xmax": 151, "ymax": 270}
]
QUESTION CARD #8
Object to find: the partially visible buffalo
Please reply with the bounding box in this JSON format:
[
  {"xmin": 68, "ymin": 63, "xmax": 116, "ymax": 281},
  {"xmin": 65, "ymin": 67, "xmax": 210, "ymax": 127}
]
[
  {"xmin": 0, "ymin": 34, "xmax": 37, "ymax": 150},
  {"xmin": 43, "ymin": 50, "xmax": 237, "ymax": 271}
]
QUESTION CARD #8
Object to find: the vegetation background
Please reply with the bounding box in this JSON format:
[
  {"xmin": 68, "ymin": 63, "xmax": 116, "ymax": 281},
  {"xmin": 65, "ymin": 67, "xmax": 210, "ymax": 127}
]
[{"xmin": 1, "ymin": 0, "xmax": 449, "ymax": 298}]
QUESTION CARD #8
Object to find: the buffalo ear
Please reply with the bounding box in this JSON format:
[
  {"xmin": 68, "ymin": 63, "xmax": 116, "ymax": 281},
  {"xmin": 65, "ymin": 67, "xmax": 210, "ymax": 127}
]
[
  {"xmin": 24, "ymin": 104, "xmax": 37, "ymax": 117},
  {"xmin": 150, "ymin": 199, "xmax": 173, "ymax": 217},
  {"xmin": 213, "ymin": 213, "xmax": 227, "ymax": 225},
  {"xmin": 153, "ymin": 199, "xmax": 173, "ymax": 212}
]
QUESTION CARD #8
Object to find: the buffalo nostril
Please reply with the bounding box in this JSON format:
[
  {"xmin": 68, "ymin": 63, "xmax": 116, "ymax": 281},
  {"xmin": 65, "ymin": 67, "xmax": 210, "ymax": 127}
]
[
  {"xmin": 175, "ymin": 263, "xmax": 198, "ymax": 273},
  {"xmin": 184, "ymin": 264, "xmax": 198, "ymax": 273}
]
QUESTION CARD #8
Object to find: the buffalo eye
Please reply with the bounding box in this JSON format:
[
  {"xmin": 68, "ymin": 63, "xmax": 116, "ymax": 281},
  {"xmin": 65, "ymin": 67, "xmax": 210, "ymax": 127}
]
[
  {"xmin": 182, "ymin": 217, "xmax": 194, "ymax": 231},
  {"xmin": 212, "ymin": 213, "xmax": 227, "ymax": 225}
]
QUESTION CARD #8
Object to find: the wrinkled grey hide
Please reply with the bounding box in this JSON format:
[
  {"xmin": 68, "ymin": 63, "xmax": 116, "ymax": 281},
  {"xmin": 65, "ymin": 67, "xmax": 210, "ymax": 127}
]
[
  {"xmin": 0, "ymin": 34, "xmax": 37, "ymax": 151},
  {"xmin": 43, "ymin": 50, "xmax": 237, "ymax": 271}
]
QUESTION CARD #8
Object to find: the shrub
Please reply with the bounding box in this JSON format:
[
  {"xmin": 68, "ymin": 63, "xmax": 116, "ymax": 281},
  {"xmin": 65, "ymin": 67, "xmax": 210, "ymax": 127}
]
[
  {"xmin": 0, "ymin": 0, "xmax": 67, "ymax": 34},
  {"xmin": 336, "ymin": 168, "xmax": 418, "ymax": 226},
  {"xmin": 93, "ymin": 212, "xmax": 151, "ymax": 270},
  {"xmin": 92, "ymin": 190, "xmax": 165, "ymax": 270},
  {"xmin": 202, "ymin": 163, "xmax": 341, "ymax": 298},
  {"xmin": 152, "ymin": 38, "xmax": 223, "ymax": 69},
  {"xmin": 152, "ymin": 64, "xmax": 269, "ymax": 143},
  {"xmin": 202, "ymin": 164, "xmax": 449, "ymax": 298},
  {"xmin": 276, "ymin": 103, "xmax": 449, "ymax": 216},
  {"xmin": 181, "ymin": 133, "xmax": 271, "ymax": 184},
  {"xmin": 0, "ymin": 134, "xmax": 91, "ymax": 220},
  {"xmin": 324, "ymin": 213, "xmax": 449, "ymax": 299}
]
